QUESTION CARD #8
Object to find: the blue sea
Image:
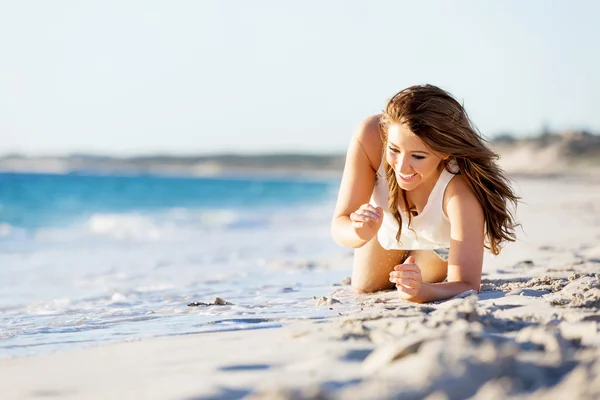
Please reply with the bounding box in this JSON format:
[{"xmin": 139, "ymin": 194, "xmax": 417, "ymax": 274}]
[{"xmin": 0, "ymin": 172, "xmax": 353, "ymax": 358}]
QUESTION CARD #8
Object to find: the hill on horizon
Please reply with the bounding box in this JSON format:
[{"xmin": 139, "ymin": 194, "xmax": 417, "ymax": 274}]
[{"xmin": 1, "ymin": 130, "xmax": 599, "ymax": 177}]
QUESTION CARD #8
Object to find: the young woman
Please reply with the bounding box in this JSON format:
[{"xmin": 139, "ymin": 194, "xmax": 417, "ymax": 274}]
[{"xmin": 331, "ymin": 84, "xmax": 518, "ymax": 303}]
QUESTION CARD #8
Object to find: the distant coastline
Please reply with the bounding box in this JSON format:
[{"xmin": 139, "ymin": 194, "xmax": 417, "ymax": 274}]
[
  {"xmin": 0, "ymin": 153, "xmax": 346, "ymax": 179},
  {"xmin": 2, "ymin": 131, "xmax": 599, "ymax": 178}
]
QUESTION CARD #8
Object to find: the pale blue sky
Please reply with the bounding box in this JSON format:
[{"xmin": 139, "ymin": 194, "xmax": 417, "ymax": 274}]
[{"xmin": 1, "ymin": 1, "xmax": 599, "ymax": 155}]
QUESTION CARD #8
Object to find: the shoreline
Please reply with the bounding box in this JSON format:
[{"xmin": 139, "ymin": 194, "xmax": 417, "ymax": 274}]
[
  {"xmin": 2, "ymin": 261, "xmax": 599, "ymax": 399},
  {"xmin": 2, "ymin": 167, "xmax": 600, "ymax": 184}
]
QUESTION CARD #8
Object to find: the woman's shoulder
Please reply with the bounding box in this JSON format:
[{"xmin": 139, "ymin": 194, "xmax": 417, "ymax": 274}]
[
  {"xmin": 443, "ymin": 173, "xmax": 483, "ymax": 218},
  {"xmin": 354, "ymin": 114, "xmax": 382, "ymax": 141},
  {"xmin": 352, "ymin": 114, "xmax": 384, "ymax": 170}
]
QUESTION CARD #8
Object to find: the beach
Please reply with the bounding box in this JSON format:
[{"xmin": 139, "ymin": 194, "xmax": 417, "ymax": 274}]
[
  {"xmin": 0, "ymin": 174, "xmax": 599, "ymax": 399},
  {"xmin": 2, "ymin": 0, "xmax": 599, "ymax": 396}
]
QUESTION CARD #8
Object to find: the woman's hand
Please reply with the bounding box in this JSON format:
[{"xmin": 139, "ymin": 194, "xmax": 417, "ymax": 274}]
[
  {"xmin": 349, "ymin": 204, "xmax": 383, "ymax": 242},
  {"xmin": 389, "ymin": 256, "xmax": 423, "ymax": 300}
]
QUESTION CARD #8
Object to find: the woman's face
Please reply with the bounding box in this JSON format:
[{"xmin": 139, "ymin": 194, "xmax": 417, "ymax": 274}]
[{"xmin": 385, "ymin": 123, "xmax": 446, "ymax": 191}]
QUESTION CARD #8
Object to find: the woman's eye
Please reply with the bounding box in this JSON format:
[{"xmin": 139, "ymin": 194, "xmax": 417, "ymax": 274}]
[
  {"xmin": 412, "ymin": 155, "xmax": 425, "ymax": 160},
  {"xmin": 388, "ymin": 146, "xmax": 400, "ymax": 154}
]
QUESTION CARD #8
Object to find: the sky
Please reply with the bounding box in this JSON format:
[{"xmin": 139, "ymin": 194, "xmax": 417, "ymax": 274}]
[{"xmin": 1, "ymin": 0, "xmax": 599, "ymax": 156}]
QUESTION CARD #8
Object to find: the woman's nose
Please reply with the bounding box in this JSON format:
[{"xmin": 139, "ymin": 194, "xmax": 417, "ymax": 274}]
[{"xmin": 395, "ymin": 155, "xmax": 412, "ymax": 174}]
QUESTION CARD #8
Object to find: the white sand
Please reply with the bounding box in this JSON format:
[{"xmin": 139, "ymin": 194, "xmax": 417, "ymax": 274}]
[{"xmin": 1, "ymin": 176, "xmax": 600, "ymax": 400}]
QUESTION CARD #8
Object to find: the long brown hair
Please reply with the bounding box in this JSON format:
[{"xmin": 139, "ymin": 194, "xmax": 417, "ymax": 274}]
[{"xmin": 379, "ymin": 84, "xmax": 518, "ymax": 255}]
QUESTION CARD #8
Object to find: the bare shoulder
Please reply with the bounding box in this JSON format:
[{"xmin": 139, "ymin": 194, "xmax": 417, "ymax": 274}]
[
  {"xmin": 353, "ymin": 115, "xmax": 384, "ymax": 172},
  {"xmin": 443, "ymin": 174, "xmax": 483, "ymax": 218}
]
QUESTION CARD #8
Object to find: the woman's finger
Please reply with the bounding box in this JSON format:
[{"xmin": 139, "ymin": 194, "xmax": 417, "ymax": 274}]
[
  {"xmin": 351, "ymin": 211, "xmax": 380, "ymax": 223},
  {"xmin": 350, "ymin": 212, "xmax": 370, "ymax": 222},
  {"xmin": 389, "ymin": 271, "xmax": 421, "ymax": 280},
  {"xmin": 395, "ymin": 284, "xmax": 419, "ymax": 296},
  {"xmin": 364, "ymin": 210, "xmax": 381, "ymax": 220},
  {"xmin": 392, "ymin": 278, "xmax": 420, "ymax": 287},
  {"xmin": 355, "ymin": 210, "xmax": 381, "ymax": 222},
  {"xmin": 394, "ymin": 264, "xmax": 420, "ymax": 273},
  {"xmin": 359, "ymin": 204, "xmax": 383, "ymax": 216},
  {"xmin": 390, "ymin": 276, "xmax": 420, "ymax": 286}
]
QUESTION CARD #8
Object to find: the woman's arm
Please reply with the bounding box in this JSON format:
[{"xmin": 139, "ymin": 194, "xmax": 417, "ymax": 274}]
[
  {"xmin": 331, "ymin": 116, "xmax": 383, "ymax": 248},
  {"xmin": 390, "ymin": 176, "xmax": 485, "ymax": 303},
  {"xmin": 403, "ymin": 281, "xmax": 478, "ymax": 304}
]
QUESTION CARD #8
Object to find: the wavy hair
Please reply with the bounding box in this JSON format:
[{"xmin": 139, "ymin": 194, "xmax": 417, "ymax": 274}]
[{"xmin": 379, "ymin": 84, "xmax": 519, "ymax": 255}]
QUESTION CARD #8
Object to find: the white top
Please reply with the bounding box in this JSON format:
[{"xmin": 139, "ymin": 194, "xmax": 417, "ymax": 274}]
[{"xmin": 370, "ymin": 160, "xmax": 457, "ymax": 250}]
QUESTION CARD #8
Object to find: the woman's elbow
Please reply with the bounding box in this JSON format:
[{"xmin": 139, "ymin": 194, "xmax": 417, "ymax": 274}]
[
  {"xmin": 330, "ymin": 219, "xmax": 366, "ymax": 248},
  {"xmin": 465, "ymin": 280, "xmax": 481, "ymax": 293},
  {"xmin": 448, "ymin": 275, "xmax": 481, "ymax": 293},
  {"xmin": 330, "ymin": 223, "xmax": 344, "ymax": 247}
]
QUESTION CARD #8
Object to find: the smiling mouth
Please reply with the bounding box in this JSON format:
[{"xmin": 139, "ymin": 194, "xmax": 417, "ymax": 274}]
[{"xmin": 397, "ymin": 173, "xmax": 417, "ymax": 182}]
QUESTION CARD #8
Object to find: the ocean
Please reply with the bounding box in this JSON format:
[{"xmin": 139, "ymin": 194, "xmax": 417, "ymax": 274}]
[{"xmin": 0, "ymin": 172, "xmax": 353, "ymax": 358}]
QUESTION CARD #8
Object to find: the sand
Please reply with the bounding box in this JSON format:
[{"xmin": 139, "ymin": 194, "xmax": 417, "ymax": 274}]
[{"xmin": 1, "ymin": 175, "xmax": 600, "ymax": 400}]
